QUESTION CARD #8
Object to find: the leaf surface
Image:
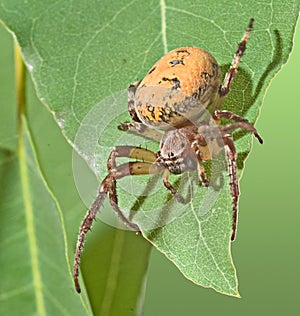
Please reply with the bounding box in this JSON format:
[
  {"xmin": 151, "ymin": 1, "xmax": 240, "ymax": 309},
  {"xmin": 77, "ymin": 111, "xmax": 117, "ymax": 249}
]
[
  {"xmin": 0, "ymin": 21, "xmax": 151, "ymax": 315},
  {"xmin": 0, "ymin": 0, "xmax": 299, "ymax": 297},
  {"xmin": 0, "ymin": 120, "xmax": 91, "ymax": 315}
]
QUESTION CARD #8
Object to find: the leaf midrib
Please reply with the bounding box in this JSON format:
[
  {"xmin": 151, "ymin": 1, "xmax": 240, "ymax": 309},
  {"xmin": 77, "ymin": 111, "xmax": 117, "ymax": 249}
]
[{"xmin": 18, "ymin": 120, "xmax": 47, "ymax": 316}]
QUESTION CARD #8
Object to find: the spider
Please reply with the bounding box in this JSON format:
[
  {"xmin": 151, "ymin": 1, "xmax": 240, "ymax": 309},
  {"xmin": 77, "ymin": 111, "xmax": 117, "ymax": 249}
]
[{"xmin": 73, "ymin": 18, "xmax": 263, "ymax": 293}]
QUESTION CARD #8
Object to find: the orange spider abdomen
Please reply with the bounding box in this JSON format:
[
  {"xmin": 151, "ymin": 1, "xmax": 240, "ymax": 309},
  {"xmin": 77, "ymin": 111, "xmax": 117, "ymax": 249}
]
[{"xmin": 134, "ymin": 46, "xmax": 222, "ymax": 130}]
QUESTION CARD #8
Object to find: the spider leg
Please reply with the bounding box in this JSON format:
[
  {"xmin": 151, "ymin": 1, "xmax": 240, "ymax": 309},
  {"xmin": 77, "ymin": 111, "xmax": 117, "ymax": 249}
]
[
  {"xmin": 212, "ymin": 110, "xmax": 262, "ymax": 240},
  {"xmin": 121, "ymin": 81, "xmax": 163, "ymax": 141},
  {"xmin": 128, "ymin": 80, "xmax": 142, "ymax": 122},
  {"xmin": 73, "ymin": 175, "xmax": 113, "ymax": 293},
  {"xmin": 192, "ymin": 137, "xmax": 210, "ymax": 186},
  {"xmin": 118, "ymin": 121, "xmax": 163, "ymax": 142},
  {"xmin": 218, "ymin": 18, "xmax": 254, "ymax": 98},
  {"xmin": 223, "ymin": 134, "xmax": 239, "ymax": 241},
  {"xmin": 214, "ymin": 109, "xmax": 263, "ymax": 144},
  {"xmin": 73, "ymin": 146, "xmax": 165, "ymax": 293},
  {"xmin": 106, "ymin": 176, "xmax": 141, "ymax": 232},
  {"xmin": 196, "ymin": 161, "xmax": 209, "ymax": 187},
  {"xmin": 107, "ymin": 145, "xmax": 157, "ymax": 171},
  {"xmin": 106, "ymin": 147, "xmax": 158, "ymax": 230},
  {"xmin": 162, "ymin": 169, "xmax": 186, "ymax": 203},
  {"xmin": 221, "ymin": 122, "xmax": 263, "ymax": 144},
  {"xmin": 107, "ymin": 146, "xmax": 163, "ymax": 229},
  {"xmin": 107, "ymin": 146, "xmax": 186, "ymax": 204},
  {"xmin": 114, "ymin": 160, "xmax": 185, "ymax": 203},
  {"xmin": 196, "ymin": 123, "xmax": 250, "ymax": 240}
]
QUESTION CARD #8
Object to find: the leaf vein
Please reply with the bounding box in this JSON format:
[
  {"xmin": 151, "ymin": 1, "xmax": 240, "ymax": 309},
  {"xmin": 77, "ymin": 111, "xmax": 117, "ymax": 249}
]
[{"xmin": 190, "ymin": 200, "xmax": 235, "ymax": 292}]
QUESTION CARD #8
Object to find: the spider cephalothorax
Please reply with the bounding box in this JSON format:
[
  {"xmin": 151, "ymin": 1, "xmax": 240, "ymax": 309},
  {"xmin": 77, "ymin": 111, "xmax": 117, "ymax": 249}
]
[
  {"xmin": 73, "ymin": 18, "xmax": 263, "ymax": 293},
  {"xmin": 157, "ymin": 126, "xmax": 199, "ymax": 174}
]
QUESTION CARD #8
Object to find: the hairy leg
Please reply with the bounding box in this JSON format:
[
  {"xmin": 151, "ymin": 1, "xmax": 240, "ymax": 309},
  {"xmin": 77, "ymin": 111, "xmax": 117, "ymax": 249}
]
[
  {"xmin": 73, "ymin": 153, "xmax": 163, "ymax": 293},
  {"xmin": 223, "ymin": 134, "xmax": 239, "ymax": 241},
  {"xmin": 127, "ymin": 80, "xmax": 142, "ymax": 122},
  {"xmin": 219, "ymin": 19, "xmax": 254, "ymax": 98},
  {"xmin": 214, "ymin": 109, "xmax": 263, "ymax": 144},
  {"xmin": 118, "ymin": 121, "xmax": 163, "ymax": 142}
]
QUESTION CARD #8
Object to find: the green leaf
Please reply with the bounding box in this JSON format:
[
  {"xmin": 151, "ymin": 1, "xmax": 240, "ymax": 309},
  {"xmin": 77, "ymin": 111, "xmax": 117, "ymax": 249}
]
[
  {"xmin": 81, "ymin": 227, "xmax": 151, "ymax": 316},
  {"xmin": 0, "ymin": 25, "xmax": 17, "ymax": 150},
  {"xmin": 0, "ymin": 22, "xmax": 151, "ymax": 315},
  {"xmin": 0, "ymin": 119, "xmax": 91, "ymax": 315},
  {"xmin": 0, "ymin": 0, "xmax": 299, "ymax": 298}
]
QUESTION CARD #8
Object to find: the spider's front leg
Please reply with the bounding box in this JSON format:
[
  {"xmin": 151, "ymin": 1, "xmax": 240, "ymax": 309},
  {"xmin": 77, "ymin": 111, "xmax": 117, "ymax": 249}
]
[
  {"xmin": 73, "ymin": 173, "xmax": 115, "ymax": 293},
  {"xmin": 73, "ymin": 145, "xmax": 162, "ymax": 293},
  {"xmin": 73, "ymin": 170, "xmax": 140, "ymax": 293}
]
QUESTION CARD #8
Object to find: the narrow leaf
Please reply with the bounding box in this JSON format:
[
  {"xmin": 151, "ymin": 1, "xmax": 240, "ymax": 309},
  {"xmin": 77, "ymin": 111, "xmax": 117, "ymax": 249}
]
[
  {"xmin": 0, "ymin": 120, "xmax": 91, "ymax": 315},
  {"xmin": 0, "ymin": 0, "xmax": 299, "ymax": 297}
]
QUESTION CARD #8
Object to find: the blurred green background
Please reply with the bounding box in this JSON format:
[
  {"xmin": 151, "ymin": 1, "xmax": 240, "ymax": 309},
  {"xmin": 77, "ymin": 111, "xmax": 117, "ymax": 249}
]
[
  {"xmin": 144, "ymin": 21, "xmax": 300, "ymax": 315},
  {"xmin": 1, "ymin": 17, "xmax": 299, "ymax": 316}
]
